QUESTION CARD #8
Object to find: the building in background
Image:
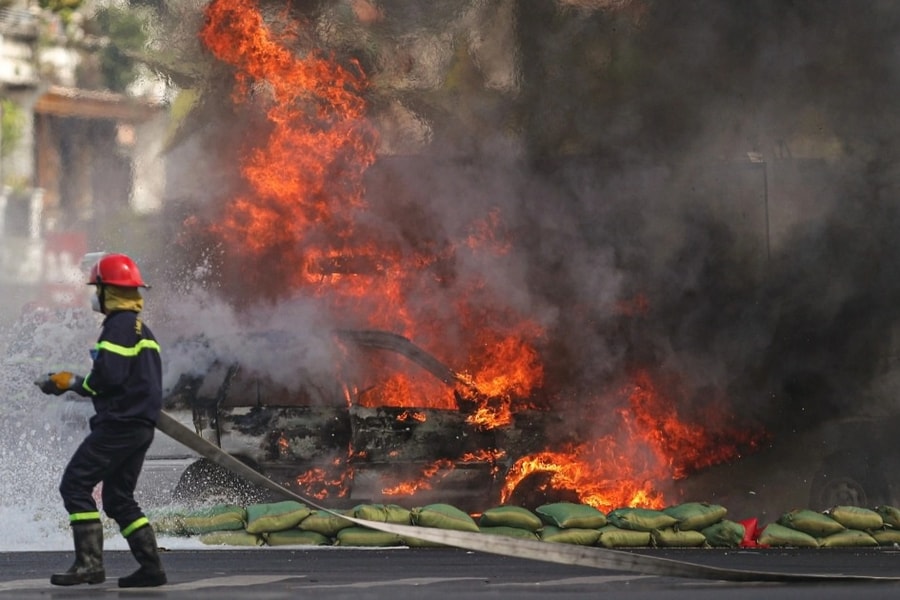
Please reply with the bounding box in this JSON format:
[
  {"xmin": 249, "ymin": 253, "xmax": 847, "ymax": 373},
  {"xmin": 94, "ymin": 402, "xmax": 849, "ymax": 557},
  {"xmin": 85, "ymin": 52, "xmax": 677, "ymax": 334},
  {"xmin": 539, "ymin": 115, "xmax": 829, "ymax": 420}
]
[{"xmin": 0, "ymin": 2, "xmax": 168, "ymax": 323}]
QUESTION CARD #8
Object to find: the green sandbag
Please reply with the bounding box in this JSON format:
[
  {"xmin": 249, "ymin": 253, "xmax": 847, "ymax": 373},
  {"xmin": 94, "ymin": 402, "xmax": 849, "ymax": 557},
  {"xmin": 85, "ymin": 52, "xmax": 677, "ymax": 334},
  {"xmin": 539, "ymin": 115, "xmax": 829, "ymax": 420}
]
[
  {"xmin": 826, "ymin": 506, "xmax": 883, "ymax": 531},
  {"xmin": 663, "ymin": 502, "xmax": 728, "ymax": 531},
  {"xmin": 336, "ymin": 526, "xmax": 404, "ymax": 547},
  {"xmin": 353, "ymin": 503, "xmax": 412, "ymax": 525},
  {"xmin": 872, "ymin": 528, "xmax": 900, "ymax": 545},
  {"xmin": 245, "ymin": 500, "xmax": 312, "ymax": 534},
  {"xmin": 265, "ymin": 529, "xmax": 332, "ymax": 546},
  {"xmin": 539, "ymin": 525, "xmax": 600, "ymax": 546},
  {"xmin": 479, "ymin": 506, "xmax": 543, "ymax": 532},
  {"xmin": 411, "ymin": 503, "xmax": 479, "ymax": 533},
  {"xmin": 182, "ymin": 504, "xmax": 247, "ymax": 534},
  {"xmin": 535, "ymin": 502, "xmax": 607, "ymax": 529},
  {"xmin": 402, "ymin": 534, "xmax": 448, "ymax": 548},
  {"xmin": 146, "ymin": 509, "xmax": 187, "ymax": 536},
  {"xmin": 607, "ymin": 508, "xmax": 678, "ymax": 532},
  {"xmin": 298, "ymin": 510, "xmax": 354, "ymax": 537},
  {"xmin": 876, "ymin": 505, "xmax": 900, "ymax": 528},
  {"xmin": 701, "ymin": 519, "xmax": 746, "ymax": 548},
  {"xmin": 651, "ymin": 527, "xmax": 708, "ymax": 547},
  {"xmin": 596, "ymin": 525, "xmax": 652, "ymax": 548},
  {"xmin": 818, "ymin": 529, "xmax": 879, "ymax": 548},
  {"xmin": 478, "ymin": 526, "xmax": 540, "ymax": 541},
  {"xmin": 198, "ymin": 531, "xmax": 264, "ymax": 546},
  {"xmin": 778, "ymin": 509, "xmax": 844, "ymax": 536},
  {"xmin": 758, "ymin": 522, "xmax": 819, "ymax": 548}
]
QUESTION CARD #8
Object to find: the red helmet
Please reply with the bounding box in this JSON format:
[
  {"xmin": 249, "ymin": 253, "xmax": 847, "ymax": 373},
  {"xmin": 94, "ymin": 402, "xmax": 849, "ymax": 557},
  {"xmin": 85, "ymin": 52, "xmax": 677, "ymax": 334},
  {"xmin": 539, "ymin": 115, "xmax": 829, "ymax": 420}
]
[{"xmin": 87, "ymin": 253, "xmax": 149, "ymax": 288}]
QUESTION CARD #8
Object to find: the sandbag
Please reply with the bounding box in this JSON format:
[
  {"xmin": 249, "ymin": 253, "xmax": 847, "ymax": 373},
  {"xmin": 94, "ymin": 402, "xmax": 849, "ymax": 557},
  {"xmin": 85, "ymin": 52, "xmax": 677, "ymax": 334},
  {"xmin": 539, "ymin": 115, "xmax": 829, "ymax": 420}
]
[
  {"xmin": 402, "ymin": 534, "xmax": 449, "ymax": 548},
  {"xmin": 596, "ymin": 525, "xmax": 652, "ymax": 548},
  {"xmin": 701, "ymin": 519, "xmax": 746, "ymax": 548},
  {"xmin": 336, "ymin": 526, "xmax": 404, "ymax": 547},
  {"xmin": 147, "ymin": 510, "xmax": 187, "ymax": 536},
  {"xmin": 479, "ymin": 506, "xmax": 543, "ymax": 532},
  {"xmin": 182, "ymin": 504, "xmax": 247, "ymax": 534},
  {"xmin": 872, "ymin": 528, "xmax": 900, "ymax": 545},
  {"xmin": 651, "ymin": 527, "xmax": 708, "ymax": 548},
  {"xmin": 298, "ymin": 510, "xmax": 354, "ymax": 537},
  {"xmin": 198, "ymin": 531, "xmax": 264, "ymax": 546},
  {"xmin": 265, "ymin": 529, "xmax": 332, "ymax": 546},
  {"xmin": 539, "ymin": 525, "xmax": 601, "ymax": 546},
  {"xmin": 818, "ymin": 529, "xmax": 879, "ymax": 548},
  {"xmin": 876, "ymin": 505, "xmax": 900, "ymax": 528},
  {"xmin": 411, "ymin": 503, "xmax": 480, "ymax": 532},
  {"xmin": 353, "ymin": 503, "xmax": 412, "ymax": 525},
  {"xmin": 245, "ymin": 500, "xmax": 311, "ymax": 534},
  {"xmin": 607, "ymin": 507, "xmax": 678, "ymax": 532},
  {"xmin": 826, "ymin": 506, "xmax": 883, "ymax": 531},
  {"xmin": 478, "ymin": 526, "xmax": 540, "ymax": 541},
  {"xmin": 535, "ymin": 502, "xmax": 607, "ymax": 529},
  {"xmin": 777, "ymin": 509, "xmax": 844, "ymax": 536},
  {"xmin": 664, "ymin": 502, "xmax": 727, "ymax": 531},
  {"xmin": 757, "ymin": 522, "xmax": 819, "ymax": 548}
]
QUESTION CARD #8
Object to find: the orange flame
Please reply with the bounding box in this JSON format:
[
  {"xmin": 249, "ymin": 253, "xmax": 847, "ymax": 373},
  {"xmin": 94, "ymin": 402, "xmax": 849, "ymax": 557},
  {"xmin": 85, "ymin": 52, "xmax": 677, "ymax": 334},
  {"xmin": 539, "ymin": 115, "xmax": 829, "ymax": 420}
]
[
  {"xmin": 499, "ymin": 370, "xmax": 767, "ymax": 512},
  {"xmin": 199, "ymin": 1, "xmax": 765, "ymax": 508},
  {"xmin": 200, "ymin": 0, "xmax": 544, "ymax": 408}
]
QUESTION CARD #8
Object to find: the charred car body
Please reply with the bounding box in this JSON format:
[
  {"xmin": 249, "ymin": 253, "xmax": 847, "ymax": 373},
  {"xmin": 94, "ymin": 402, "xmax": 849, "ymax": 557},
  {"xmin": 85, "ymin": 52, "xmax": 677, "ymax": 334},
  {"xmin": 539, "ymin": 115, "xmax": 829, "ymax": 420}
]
[{"xmin": 156, "ymin": 329, "xmax": 552, "ymax": 513}]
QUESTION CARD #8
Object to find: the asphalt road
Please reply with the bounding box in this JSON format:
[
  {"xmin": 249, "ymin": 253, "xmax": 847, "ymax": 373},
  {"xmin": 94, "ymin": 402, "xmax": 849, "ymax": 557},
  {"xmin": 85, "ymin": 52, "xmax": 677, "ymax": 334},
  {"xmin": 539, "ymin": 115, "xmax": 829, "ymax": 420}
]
[{"xmin": 1, "ymin": 547, "xmax": 900, "ymax": 599}]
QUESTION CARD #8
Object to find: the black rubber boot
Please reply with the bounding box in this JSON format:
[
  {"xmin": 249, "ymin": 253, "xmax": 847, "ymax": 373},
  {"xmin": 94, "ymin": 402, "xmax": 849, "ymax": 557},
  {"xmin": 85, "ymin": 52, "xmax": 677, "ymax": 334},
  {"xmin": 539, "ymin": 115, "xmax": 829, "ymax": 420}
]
[
  {"xmin": 50, "ymin": 521, "xmax": 106, "ymax": 586},
  {"xmin": 118, "ymin": 525, "xmax": 167, "ymax": 588}
]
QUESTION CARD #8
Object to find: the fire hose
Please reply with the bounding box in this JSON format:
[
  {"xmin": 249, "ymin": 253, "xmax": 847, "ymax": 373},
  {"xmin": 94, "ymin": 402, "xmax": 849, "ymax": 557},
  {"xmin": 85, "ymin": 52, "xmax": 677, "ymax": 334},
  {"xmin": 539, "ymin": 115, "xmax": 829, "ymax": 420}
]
[{"xmin": 156, "ymin": 411, "xmax": 900, "ymax": 583}]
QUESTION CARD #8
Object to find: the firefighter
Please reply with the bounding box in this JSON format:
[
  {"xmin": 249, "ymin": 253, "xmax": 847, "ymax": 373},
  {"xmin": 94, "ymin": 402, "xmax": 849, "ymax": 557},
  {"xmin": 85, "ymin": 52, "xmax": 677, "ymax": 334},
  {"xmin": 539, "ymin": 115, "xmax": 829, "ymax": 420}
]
[{"xmin": 35, "ymin": 253, "xmax": 167, "ymax": 588}]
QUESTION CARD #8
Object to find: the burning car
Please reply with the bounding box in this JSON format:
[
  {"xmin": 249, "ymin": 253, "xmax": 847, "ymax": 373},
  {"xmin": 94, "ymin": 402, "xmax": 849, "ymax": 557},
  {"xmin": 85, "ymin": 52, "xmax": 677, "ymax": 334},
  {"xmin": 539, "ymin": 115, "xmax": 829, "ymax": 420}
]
[{"xmin": 153, "ymin": 328, "xmax": 556, "ymax": 513}]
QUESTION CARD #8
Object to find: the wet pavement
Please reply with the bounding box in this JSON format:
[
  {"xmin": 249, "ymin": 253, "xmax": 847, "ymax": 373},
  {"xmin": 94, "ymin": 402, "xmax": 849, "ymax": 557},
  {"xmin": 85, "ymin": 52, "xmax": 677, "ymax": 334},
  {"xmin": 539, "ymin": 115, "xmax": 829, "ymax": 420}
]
[{"xmin": 1, "ymin": 547, "xmax": 899, "ymax": 599}]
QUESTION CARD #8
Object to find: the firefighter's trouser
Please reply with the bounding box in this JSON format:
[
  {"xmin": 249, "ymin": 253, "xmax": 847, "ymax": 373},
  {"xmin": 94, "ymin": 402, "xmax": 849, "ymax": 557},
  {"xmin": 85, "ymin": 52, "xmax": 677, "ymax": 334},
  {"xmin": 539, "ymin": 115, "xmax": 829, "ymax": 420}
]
[{"xmin": 60, "ymin": 422, "xmax": 154, "ymax": 531}]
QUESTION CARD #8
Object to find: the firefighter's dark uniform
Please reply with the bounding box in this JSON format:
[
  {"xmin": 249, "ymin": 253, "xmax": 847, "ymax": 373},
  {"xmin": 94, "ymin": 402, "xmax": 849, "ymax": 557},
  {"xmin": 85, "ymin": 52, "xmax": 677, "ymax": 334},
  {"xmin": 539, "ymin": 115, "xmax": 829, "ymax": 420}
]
[
  {"xmin": 38, "ymin": 254, "xmax": 166, "ymax": 588},
  {"xmin": 60, "ymin": 308, "xmax": 162, "ymax": 535}
]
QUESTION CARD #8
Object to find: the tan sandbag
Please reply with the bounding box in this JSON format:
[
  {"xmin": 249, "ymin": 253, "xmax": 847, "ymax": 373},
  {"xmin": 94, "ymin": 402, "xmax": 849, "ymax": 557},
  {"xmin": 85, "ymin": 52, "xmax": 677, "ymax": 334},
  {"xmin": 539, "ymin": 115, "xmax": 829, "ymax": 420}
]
[
  {"xmin": 147, "ymin": 509, "xmax": 187, "ymax": 536},
  {"xmin": 651, "ymin": 527, "xmax": 708, "ymax": 547},
  {"xmin": 411, "ymin": 503, "xmax": 480, "ymax": 532},
  {"xmin": 478, "ymin": 526, "xmax": 540, "ymax": 541},
  {"xmin": 535, "ymin": 502, "xmax": 607, "ymax": 529},
  {"xmin": 182, "ymin": 504, "xmax": 247, "ymax": 534},
  {"xmin": 479, "ymin": 506, "xmax": 543, "ymax": 532},
  {"xmin": 336, "ymin": 526, "xmax": 404, "ymax": 547},
  {"xmin": 826, "ymin": 506, "xmax": 883, "ymax": 531},
  {"xmin": 701, "ymin": 519, "xmax": 745, "ymax": 548},
  {"xmin": 758, "ymin": 522, "xmax": 819, "ymax": 548},
  {"xmin": 198, "ymin": 531, "xmax": 264, "ymax": 546},
  {"xmin": 402, "ymin": 534, "xmax": 449, "ymax": 548},
  {"xmin": 607, "ymin": 507, "xmax": 678, "ymax": 532},
  {"xmin": 664, "ymin": 502, "xmax": 728, "ymax": 531},
  {"xmin": 818, "ymin": 529, "xmax": 879, "ymax": 548},
  {"xmin": 872, "ymin": 528, "xmax": 900, "ymax": 545},
  {"xmin": 539, "ymin": 525, "xmax": 601, "ymax": 546},
  {"xmin": 298, "ymin": 509, "xmax": 354, "ymax": 537},
  {"xmin": 353, "ymin": 503, "xmax": 412, "ymax": 525},
  {"xmin": 596, "ymin": 525, "xmax": 652, "ymax": 548},
  {"xmin": 777, "ymin": 509, "xmax": 844, "ymax": 536},
  {"xmin": 245, "ymin": 500, "xmax": 312, "ymax": 534},
  {"xmin": 876, "ymin": 505, "xmax": 900, "ymax": 528},
  {"xmin": 265, "ymin": 529, "xmax": 332, "ymax": 546}
]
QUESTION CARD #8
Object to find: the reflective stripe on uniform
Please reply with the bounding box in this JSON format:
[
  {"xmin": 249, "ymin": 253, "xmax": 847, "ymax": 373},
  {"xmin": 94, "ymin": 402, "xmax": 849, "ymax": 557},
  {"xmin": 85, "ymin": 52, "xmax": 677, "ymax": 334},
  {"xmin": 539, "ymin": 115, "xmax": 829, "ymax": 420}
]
[
  {"xmin": 81, "ymin": 376, "xmax": 96, "ymax": 395},
  {"xmin": 121, "ymin": 516, "xmax": 150, "ymax": 538},
  {"xmin": 70, "ymin": 511, "xmax": 101, "ymax": 522},
  {"xmin": 94, "ymin": 339, "xmax": 161, "ymax": 357}
]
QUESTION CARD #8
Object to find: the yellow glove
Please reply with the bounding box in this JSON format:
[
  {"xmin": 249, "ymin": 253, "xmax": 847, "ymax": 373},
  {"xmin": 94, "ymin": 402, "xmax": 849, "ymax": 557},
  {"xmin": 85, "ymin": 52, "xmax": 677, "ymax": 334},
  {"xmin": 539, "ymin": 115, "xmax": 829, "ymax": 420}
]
[{"xmin": 35, "ymin": 372, "xmax": 79, "ymax": 395}]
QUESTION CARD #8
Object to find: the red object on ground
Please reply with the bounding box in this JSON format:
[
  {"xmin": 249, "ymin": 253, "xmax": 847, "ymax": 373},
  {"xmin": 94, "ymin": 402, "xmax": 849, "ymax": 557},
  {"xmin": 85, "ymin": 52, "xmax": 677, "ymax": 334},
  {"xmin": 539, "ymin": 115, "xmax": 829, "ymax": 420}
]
[{"xmin": 738, "ymin": 517, "xmax": 765, "ymax": 548}]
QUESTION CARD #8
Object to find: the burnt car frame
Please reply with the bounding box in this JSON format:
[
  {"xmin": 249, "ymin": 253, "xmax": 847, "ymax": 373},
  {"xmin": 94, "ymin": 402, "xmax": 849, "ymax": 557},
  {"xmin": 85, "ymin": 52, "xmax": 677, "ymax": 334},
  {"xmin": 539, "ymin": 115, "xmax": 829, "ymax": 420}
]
[{"xmin": 153, "ymin": 329, "xmax": 552, "ymax": 513}]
